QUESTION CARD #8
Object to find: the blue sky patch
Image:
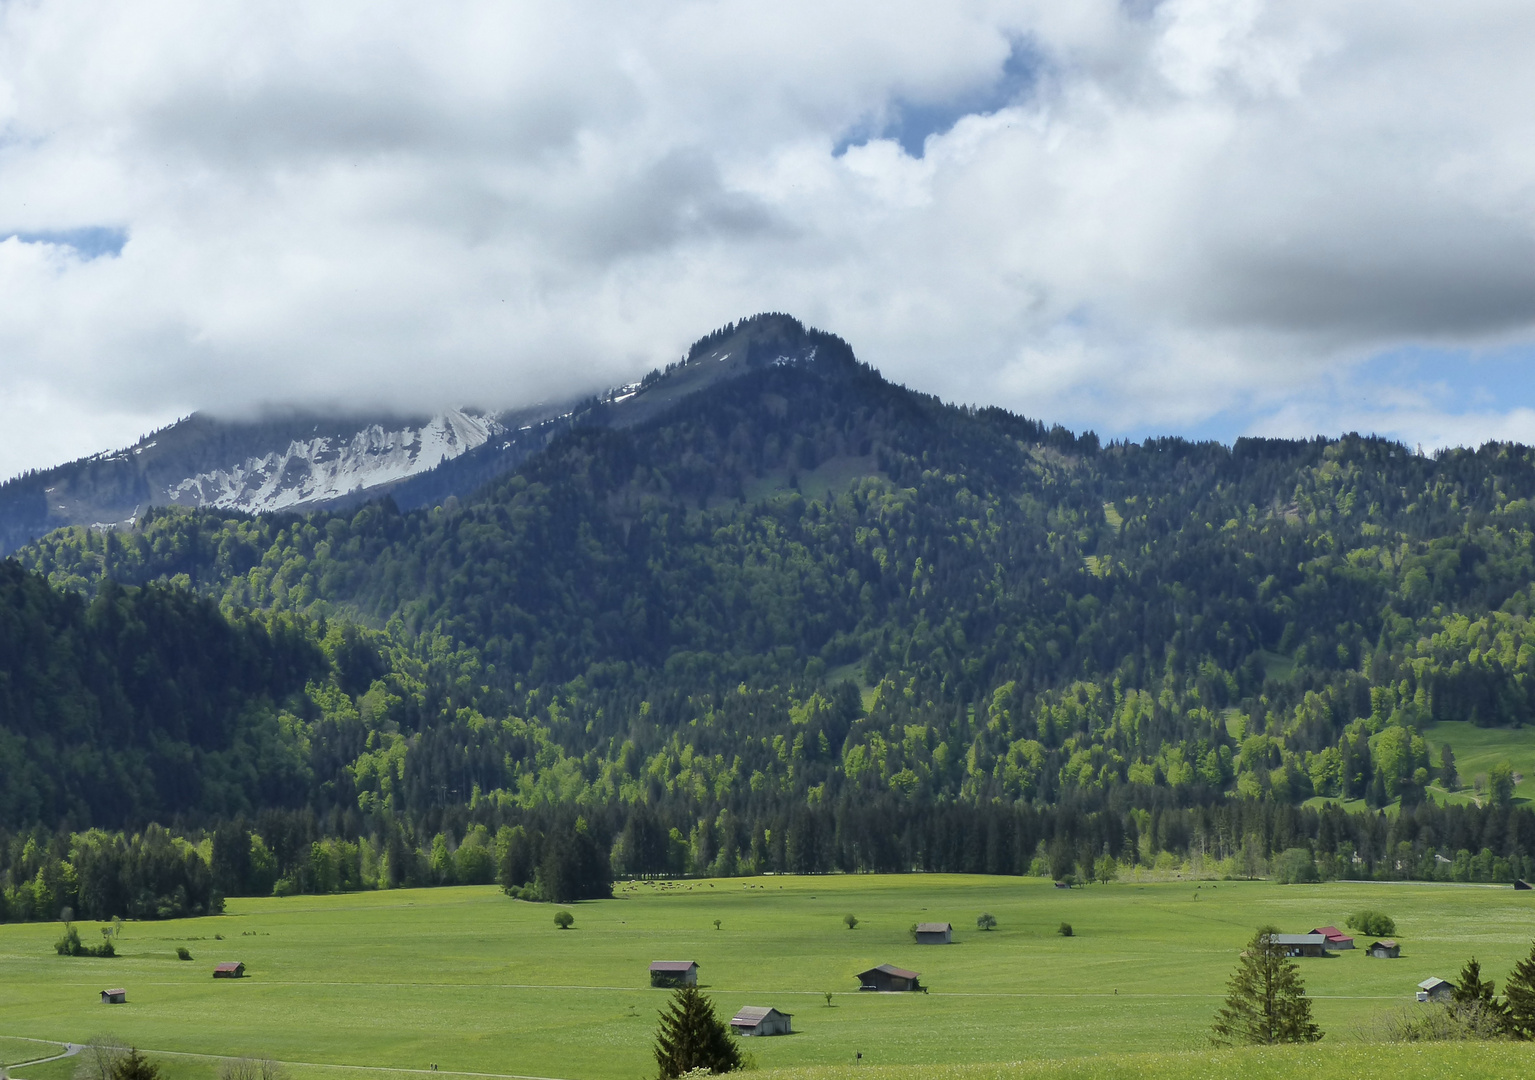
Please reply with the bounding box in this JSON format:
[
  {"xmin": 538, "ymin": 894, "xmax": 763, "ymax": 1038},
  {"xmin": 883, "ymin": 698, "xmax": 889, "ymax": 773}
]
[
  {"xmin": 8, "ymin": 226, "xmax": 128, "ymax": 259},
  {"xmin": 837, "ymin": 38, "xmax": 1042, "ymax": 159}
]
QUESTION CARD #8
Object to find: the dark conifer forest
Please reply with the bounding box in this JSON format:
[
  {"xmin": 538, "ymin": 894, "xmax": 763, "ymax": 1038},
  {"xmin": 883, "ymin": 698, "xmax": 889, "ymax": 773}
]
[{"xmin": 5, "ymin": 314, "xmax": 1535, "ymax": 920}]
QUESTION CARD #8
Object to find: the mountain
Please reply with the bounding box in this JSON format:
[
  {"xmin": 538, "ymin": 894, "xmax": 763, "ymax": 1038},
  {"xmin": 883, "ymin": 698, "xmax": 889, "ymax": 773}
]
[
  {"xmin": 0, "ymin": 313, "xmax": 826, "ymax": 555},
  {"xmin": 0, "ymin": 408, "xmax": 501, "ymax": 555},
  {"xmin": 6, "ymin": 312, "xmax": 1535, "ymax": 903}
]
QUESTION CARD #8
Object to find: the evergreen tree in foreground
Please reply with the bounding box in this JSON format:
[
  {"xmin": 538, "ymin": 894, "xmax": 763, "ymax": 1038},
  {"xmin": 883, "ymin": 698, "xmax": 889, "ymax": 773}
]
[
  {"xmin": 1451, "ymin": 956, "xmax": 1510, "ymax": 1034},
  {"xmin": 1211, "ymin": 926, "xmax": 1323, "ymax": 1045},
  {"xmin": 653, "ymin": 986, "xmax": 741, "ymax": 1078},
  {"xmin": 110, "ymin": 1048, "xmax": 162, "ymax": 1080},
  {"xmin": 1453, "ymin": 957, "xmax": 1500, "ymax": 1010},
  {"xmin": 1505, "ymin": 940, "xmax": 1535, "ymax": 1039}
]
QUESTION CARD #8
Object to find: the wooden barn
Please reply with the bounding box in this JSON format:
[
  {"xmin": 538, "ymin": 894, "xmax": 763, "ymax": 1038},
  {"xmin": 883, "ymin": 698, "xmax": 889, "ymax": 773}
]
[
  {"xmin": 1418, "ymin": 977, "xmax": 1452, "ymax": 1002},
  {"xmin": 1516, "ymin": 879, "xmax": 1532, "ymax": 891},
  {"xmin": 857, "ymin": 964, "xmax": 922, "ymax": 992},
  {"xmin": 100, "ymin": 988, "xmax": 126, "ymax": 1004},
  {"xmin": 730, "ymin": 1007, "xmax": 792, "ymax": 1036},
  {"xmin": 1270, "ymin": 933, "xmax": 1327, "ymax": 958},
  {"xmin": 213, "ymin": 962, "xmax": 246, "ymax": 978},
  {"xmin": 914, "ymin": 922, "xmax": 953, "ymax": 944},
  {"xmin": 1311, "ymin": 926, "xmax": 1355, "ymax": 950},
  {"xmin": 649, "ymin": 961, "xmax": 699, "ymax": 988},
  {"xmin": 1366, "ymin": 940, "xmax": 1400, "ymax": 959}
]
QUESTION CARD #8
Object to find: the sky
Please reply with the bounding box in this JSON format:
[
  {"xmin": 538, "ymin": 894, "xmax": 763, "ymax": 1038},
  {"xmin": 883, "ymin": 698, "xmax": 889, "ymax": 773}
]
[{"xmin": 2, "ymin": 0, "xmax": 1535, "ymax": 481}]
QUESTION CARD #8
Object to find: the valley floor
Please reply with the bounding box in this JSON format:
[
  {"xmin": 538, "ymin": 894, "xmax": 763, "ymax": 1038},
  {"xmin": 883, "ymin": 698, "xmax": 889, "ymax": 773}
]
[{"xmin": 2, "ymin": 875, "xmax": 1533, "ymax": 1080}]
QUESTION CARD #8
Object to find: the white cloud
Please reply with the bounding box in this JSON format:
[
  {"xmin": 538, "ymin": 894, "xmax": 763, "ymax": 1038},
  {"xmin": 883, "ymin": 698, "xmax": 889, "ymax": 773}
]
[{"xmin": 2, "ymin": 0, "xmax": 1535, "ymax": 479}]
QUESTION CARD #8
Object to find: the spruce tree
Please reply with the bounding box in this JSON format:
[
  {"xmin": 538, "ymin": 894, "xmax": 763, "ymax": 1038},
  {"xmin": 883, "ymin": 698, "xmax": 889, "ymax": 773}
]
[
  {"xmin": 1211, "ymin": 926, "xmax": 1323, "ymax": 1045},
  {"xmin": 1452, "ymin": 956, "xmax": 1509, "ymax": 1032},
  {"xmin": 1453, "ymin": 957, "xmax": 1498, "ymax": 1008},
  {"xmin": 110, "ymin": 1049, "xmax": 162, "ymax": 1080},
  {"xmin": 653, "ymin": 986, "xmax": 741, "ymax": 1078},
  {"xmin": 1504, "ymin": 940, "xmax": 1535, "ymax": 1040}
]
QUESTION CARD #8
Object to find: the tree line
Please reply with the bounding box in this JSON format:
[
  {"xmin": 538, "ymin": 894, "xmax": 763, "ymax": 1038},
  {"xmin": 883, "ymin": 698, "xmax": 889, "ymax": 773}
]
[{"xmin": 8, "ymin": 793, "xmax": 1535, "ymax": 923}]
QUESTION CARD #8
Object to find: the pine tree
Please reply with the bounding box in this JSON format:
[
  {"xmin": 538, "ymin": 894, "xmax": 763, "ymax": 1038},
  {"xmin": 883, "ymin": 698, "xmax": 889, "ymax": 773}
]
[
  {"xmin": 1452, "ymin": 956, "xmax": 1510, "ymax": 1032},
  {"xmin": 1504, "ymin": 941, "xmax": 1535, "ymax": 1040},
  {"xmin": 110, "ymin": 1049, "xmax": 162, "ymax": 1080},
  {"xmin": 1211, "ymin": 926, "xmax": 1323, "ymax": 1045},
  {"xmin": 1453, "ymin": 957, "xmax": 1497, "ymax": 1008},
  {"xmin": 653, "ymin": 986, "xmax": 741, "ymax": 1078}
]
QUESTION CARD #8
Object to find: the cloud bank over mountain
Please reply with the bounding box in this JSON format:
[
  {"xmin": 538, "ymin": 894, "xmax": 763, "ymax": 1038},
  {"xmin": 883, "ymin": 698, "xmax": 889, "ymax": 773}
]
[{"xmin": 2, "ymin": 0, "xmax": 1534, "ymax": 478}]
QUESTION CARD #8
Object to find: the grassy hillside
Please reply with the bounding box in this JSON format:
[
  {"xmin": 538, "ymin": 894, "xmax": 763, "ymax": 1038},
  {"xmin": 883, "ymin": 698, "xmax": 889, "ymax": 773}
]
[
  {"xmin": 1424, "ymin": 721, "xmax": 1535, "ymax": 804},
  {"xmin": 3, "ymin": 875, "xmax": 1533, "ymax": 1080}
]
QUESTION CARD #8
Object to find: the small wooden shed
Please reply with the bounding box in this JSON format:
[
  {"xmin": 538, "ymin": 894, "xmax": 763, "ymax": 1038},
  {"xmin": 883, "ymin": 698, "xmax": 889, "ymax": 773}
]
[
  {"xmin": 857, "ymin": 964, "xmax": 922, "ymax": 992},
  {"xmin": 101, "ymin": 988, "xmax": 127, "ymax": 1004},
  {"xmin": 1311, "ymin": 926, "xmax": 1355, "ymax": 950},
  {"xmin": 914, "ymin": 922, "xmax": 953, "ymax": 945},
  {"xmin": 213, "ymin": 961, "xmax": 246, "ymax": 978},
  {"xmin": 649, "ymin": 961, "xmax": 699, "ymax": 988},
  {"xmin": 1366, "ymin": 940, "xmax": 1400, "ymax": 959},
  {"xmin": 1516, "ymin": 879, "xmax": 1532, "ymax": 891},
  {"xmin": 1270, "ymin": 933, "xmax": 1327, "ymax": 958},
  {"xmin": 730, "ymin": 1007, "xmax": 792, "ymax": 1036},
  {"xmin": 1418, "ymin": 977, "xmax": 1452, "ymax": 1002}
]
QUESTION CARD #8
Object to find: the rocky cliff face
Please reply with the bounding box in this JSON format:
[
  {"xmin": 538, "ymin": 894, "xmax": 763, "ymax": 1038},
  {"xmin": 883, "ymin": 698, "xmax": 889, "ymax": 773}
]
[
  {"xmin": 0, "ymin": 408, "xmax": 505, "ymax": 553},
  {"xmin": 163, "ymin": 409, "xmax": 500, "ymax": 515},
  {"xmin": 0, "ymin": 313, "xmax": 838, "ymax": 553}
]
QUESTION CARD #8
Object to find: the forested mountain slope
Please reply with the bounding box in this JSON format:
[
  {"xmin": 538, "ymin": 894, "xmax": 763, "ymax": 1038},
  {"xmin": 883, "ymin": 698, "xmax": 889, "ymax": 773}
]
[{"xmin": 7, "ymin": 313, "xmax": 1535, "ymax": 907}]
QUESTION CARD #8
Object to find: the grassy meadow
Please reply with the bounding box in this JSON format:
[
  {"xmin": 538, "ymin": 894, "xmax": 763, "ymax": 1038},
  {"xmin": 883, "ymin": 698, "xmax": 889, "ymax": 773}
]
[
  {"xmin": 1423, "ymin": 720, "xmax": 1535, "ymax": 805},
  {"xmin": 2, "ymin": 875, "xmax": 1534, "ymax": 1080}
]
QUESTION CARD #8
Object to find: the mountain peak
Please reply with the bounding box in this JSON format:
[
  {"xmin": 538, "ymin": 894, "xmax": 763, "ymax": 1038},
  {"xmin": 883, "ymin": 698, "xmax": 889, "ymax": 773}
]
[{"xmin": 0, "ymin": 314, "xmax": 862, "ymax": 553}]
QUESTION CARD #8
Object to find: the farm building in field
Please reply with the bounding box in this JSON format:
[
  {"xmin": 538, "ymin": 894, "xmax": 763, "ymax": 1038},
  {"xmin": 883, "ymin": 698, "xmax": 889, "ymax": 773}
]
[
  {"xmin": 649, "ymin": 961, "xmax": 699, "ymax": 988},
  {"xmin": 915, "ymin": 923, "xmax": 953, "ymax": 944},
  {"xmin": 213, "ymin": 962, "xmax": 246, "ymax": 978},
  {"xmin": 1367, "ymin": 940, "xmax": 1400, "ymax": 959},
  {"xmin": 730, "ymin": 1007, "xmax": 792, "ymax": 1036},
  {"xmin": 1270, "ymin": 933, "xmax": 1327, "ymax": 957},
  {"xmin": 1418, "ymin": 977, "xmax": 1452, "ymax": 1001},
  {"xmin": 857, "ymin": 964, "xmax": 922, "ymax": 992},
  {"xmin": 1517, "ymin": 879, "xmax": 1532, "ymax": 891},
  {"xmin": 100, "ymin": 988, "xmax": 126, "ymax": 1004},
  {"xmin": 1311, "ymin": 926, "xmax": 1354, "ymax": 949}
]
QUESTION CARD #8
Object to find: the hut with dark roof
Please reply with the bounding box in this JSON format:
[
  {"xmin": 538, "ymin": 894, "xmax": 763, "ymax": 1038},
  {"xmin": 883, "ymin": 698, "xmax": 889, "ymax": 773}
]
[
  {"xmin": 1418, "ymin": 977, "xmax": 1452, "ymax": 1002},
  {"xmin": 857, "ymin": 964, "xmax": 922, "ymax": 992},
  {"xmin": 915, "ymin": 922, "xmax": 952, "ymax": 944},
  {"xmin": 1366, "ymin": 940, "xmax": 1400, "ymax": 959},
  {"xmin": 213, "ymin": 962, "xmax": 246, "ymax": 978},
  {"xmin": 730, "ymin": 1007, "xmax": 792, "ymax": 1036},
  {"xmin": 649, "ymin": 961, "xmax": 699, "ymax": 988},
  {"xmin": 1270, "ymin": 933, "xmax": 1327, "ymax": 958}
]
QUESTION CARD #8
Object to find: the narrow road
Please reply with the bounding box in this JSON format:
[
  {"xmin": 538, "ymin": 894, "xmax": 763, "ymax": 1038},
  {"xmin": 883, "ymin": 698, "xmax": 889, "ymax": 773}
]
[{"xmin": 7, "ymin": 1042, "xmax": 80, "ymax": 1079}]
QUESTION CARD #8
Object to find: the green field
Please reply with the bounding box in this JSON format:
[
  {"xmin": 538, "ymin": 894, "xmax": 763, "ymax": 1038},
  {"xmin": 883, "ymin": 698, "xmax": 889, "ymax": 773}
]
[
  {"xmin": 1424, "ymin": 721, "xmax": 1535, "ymax": 804},
  {"xmin": 2, "ymin": 875, "xmax": 1534, "ymax": 1080}
]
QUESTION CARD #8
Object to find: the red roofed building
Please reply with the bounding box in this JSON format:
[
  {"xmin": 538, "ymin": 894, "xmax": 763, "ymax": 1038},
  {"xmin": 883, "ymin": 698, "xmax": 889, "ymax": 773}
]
[{"xmin": 1311, "ymin": 926, "xmax": 1354, "ymax": 950}]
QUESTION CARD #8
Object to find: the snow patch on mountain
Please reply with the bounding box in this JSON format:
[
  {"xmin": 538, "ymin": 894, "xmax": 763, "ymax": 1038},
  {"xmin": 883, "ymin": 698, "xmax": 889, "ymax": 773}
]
[{"xmin": 167, "ymin": 409, "xmax": 501, "ymax": 513}]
